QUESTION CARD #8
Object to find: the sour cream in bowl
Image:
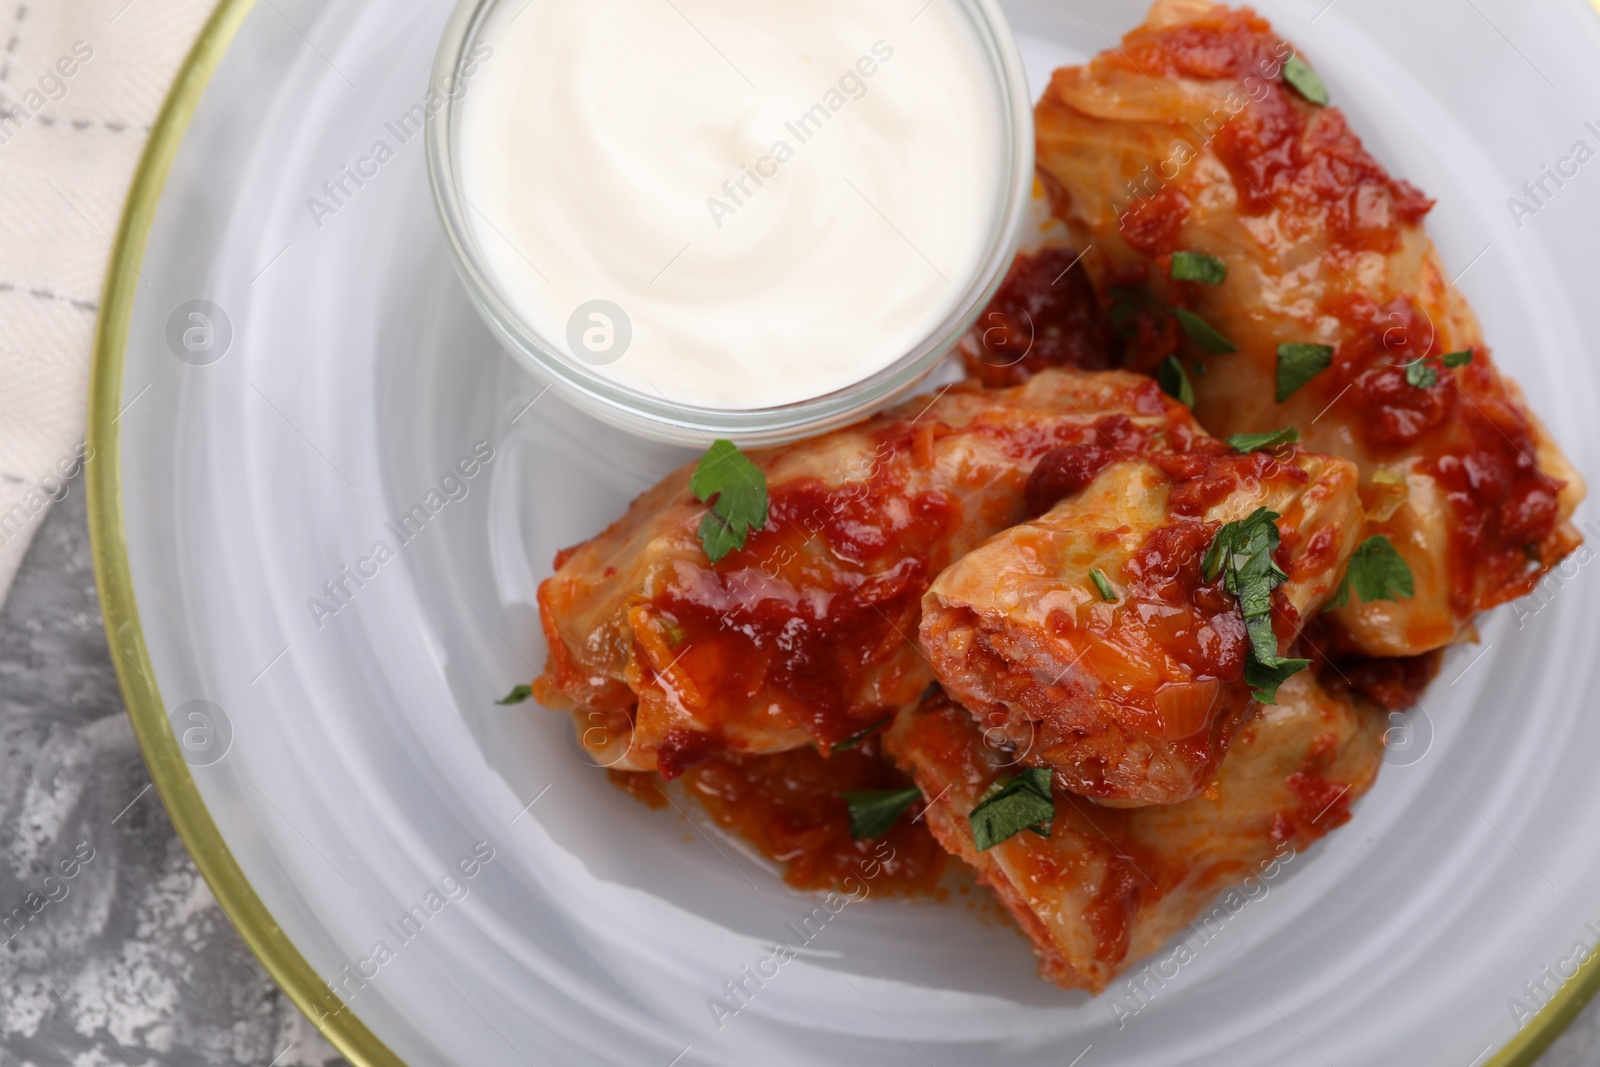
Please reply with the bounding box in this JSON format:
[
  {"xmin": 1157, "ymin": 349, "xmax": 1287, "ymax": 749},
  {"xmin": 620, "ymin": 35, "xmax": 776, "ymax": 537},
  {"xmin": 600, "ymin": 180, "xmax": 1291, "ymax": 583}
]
[{"xmin": 427, "ymin": 0, "xmax": 1033, "ymax": 444}]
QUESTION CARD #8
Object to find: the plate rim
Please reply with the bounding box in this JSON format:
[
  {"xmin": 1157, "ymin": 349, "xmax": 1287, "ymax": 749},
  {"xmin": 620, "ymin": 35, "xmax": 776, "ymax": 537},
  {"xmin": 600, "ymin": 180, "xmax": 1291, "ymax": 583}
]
[
  {"xmin": 83, "ymin": 0, "xmax": 403, "ymax": 1063},
  {"xmin": 79, "ymin": 0, "xmax": 1600, "ymax": 1064}
]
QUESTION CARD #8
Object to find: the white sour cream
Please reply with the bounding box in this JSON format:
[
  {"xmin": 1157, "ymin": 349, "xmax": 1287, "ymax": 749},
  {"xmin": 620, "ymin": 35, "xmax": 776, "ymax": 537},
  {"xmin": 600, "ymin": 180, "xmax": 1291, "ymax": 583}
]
[{"xmin": 458, "ymin": 0, "xmax": 1006, "ymax": 410}]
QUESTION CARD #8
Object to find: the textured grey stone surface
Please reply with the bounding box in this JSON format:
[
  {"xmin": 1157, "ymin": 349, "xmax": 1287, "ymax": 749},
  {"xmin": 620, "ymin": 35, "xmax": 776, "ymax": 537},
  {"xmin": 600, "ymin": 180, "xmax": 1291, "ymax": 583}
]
[
  {"xmin": 1, "ymin": 491, "xmax": 1595, "ymax": 1066},
  {"xmin": 0, "ymin": 489, "xmax": 347, "ymax": 1067}
]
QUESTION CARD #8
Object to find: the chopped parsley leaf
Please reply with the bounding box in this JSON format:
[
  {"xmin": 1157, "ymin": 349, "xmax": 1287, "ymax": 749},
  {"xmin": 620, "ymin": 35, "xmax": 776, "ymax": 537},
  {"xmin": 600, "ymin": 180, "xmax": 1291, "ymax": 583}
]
[
  {"xmin": 1170, "ymin": 252, "xmax": 1228, "ymax": 285},
  {"xmin": 969, "ymin": 768, "xmax": 1056, "ymax": 851},
  {"xmin": 1173, "ymin": 308, "xmax": 1238, "ymax": 354},
  {"xmin": 690, "ymin": 440, "xmax": 768, "ymax": 563},
  {"xmin": 496, "ymin": 684, "xmax": 532, "ymax": 706},
  {"xmin": 1276, "ymin": 343, "xmax": 1334, "ymax": 402},
  {"xmin": 1283, "ymin": 54, "xmax": 1330, "ymax": 106},
  {"xmin": 1404, "ymin": 359, "xmax": 1439, "ymax": 389},
  {"xmin": 1108, "ymin": 285, "xmax": 1158, "ymax": 341},
  {"xmin": 1157, "ymin": 355, "xmax": 1195, "ymax": 406},
  {"xmin": 1324, "ymin": 535, "xmax": 1415, "ymax": 611},
  {"xmin": 1090, "ymin": 568, "xmax": 1119, "ymax": 603},
  {"xmin": 842, "ymin": 787, "xmax": 921, "ymax": 840},
  {"xmin": 1203, "ymin": 508, "xmax": 1309, "ymax": 703},
  {"xmin": 1405, "ymin": 349, "xmax": 1473, "ymax": 389},
  {"xmin": 1244, "ymin": 657, "xmax": 1312, "ymax": 705},
  {"xmin": 831, "ymin": 715, "xmax": 893, "ymax": 754},
  {"xmin": 1227, "ymin": 426, "xmax": 1300, "ymax": 453}
]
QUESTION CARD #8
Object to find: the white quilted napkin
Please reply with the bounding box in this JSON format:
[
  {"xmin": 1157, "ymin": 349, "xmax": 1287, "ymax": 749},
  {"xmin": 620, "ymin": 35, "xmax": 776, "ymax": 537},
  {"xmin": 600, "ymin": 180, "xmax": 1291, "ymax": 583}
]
[{"xmin": 0, "ymin": 0, "xmax": 211, "ymax": 604}]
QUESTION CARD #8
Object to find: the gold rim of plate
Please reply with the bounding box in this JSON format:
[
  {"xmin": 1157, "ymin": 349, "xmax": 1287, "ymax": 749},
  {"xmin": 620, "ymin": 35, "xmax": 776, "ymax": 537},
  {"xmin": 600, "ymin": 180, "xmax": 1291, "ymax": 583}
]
[
  {"xmin": 83, "ymin": 0, "xmax": 1600, "ymax": 1063},
  {"xmin": 85, "ymin": 0, "xmax": 402, "ymax": 1063}
]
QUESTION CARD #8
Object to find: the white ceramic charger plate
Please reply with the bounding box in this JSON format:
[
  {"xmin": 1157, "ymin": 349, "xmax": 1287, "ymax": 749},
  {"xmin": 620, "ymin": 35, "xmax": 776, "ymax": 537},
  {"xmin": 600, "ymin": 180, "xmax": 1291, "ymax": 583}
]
[{"xmin": 88, "ymin": 0, "xmax": 1600, "ymax": 1064}]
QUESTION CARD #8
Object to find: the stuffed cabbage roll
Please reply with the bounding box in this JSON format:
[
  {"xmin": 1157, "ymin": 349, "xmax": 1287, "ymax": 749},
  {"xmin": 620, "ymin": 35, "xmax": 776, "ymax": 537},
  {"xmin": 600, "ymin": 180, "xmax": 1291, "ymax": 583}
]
[
  {"xmin": 1033, "ymin": 0, "xmax": 1584, "ymax": 655},
  {"xmin": 537, "ymin": 369, "xmax": 1226, "ymax": 777},
  {"xmin": 921, "ymin": 444, "xmax": 1362, "ymax": 805},
  {"xmin": 885, "ymin": 674, "xmax": 1384, "ymax": 992}
]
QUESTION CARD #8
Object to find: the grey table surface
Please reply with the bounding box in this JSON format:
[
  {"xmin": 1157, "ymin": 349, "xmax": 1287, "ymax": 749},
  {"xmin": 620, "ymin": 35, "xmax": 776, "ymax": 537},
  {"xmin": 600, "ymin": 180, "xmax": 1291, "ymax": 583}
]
[{"xmin": 2, "ymin": 489, "xmax": 1597, "ymax": 1067}]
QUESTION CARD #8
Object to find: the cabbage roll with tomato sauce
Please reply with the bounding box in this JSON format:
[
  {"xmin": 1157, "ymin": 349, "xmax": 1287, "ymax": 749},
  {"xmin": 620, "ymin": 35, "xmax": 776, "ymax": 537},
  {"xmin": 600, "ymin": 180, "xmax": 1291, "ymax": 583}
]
[
  {"xmin": 537, "ymin": 369, "xmax": 1230, "ymax": 777},
  {"xmin": 885, "ymin": 673, "xmax": 1384, "ymax": 992},
  {"xmin": 1033, "ymin": 0, "xmax": 1584, "ymax": 656},
  {"xmin": 920, "ymin": 441, "xmax": 1361, "ymax": 806}
]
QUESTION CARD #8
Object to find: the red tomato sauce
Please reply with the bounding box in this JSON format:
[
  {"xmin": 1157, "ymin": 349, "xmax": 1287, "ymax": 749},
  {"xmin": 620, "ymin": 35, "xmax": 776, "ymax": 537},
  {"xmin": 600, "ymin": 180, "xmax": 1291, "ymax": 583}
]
[
  {"xmin": 1275, "ymin": 731, "xmax": 1356, "ymax": 845},
  {"xmin": 626, "ymin": 741, "xmax": 947, "ymax": 895},
  {"xmin": 1300, "ymin": 617, "xmax": 1444, "ymax": 711},
  {"xmin": 1118, "ymin": 187, "xmax": 1193, "ymax": 258},
  {"xmin": 961, "ymin": 247, "xmax": 1115, "ymax": 387}
]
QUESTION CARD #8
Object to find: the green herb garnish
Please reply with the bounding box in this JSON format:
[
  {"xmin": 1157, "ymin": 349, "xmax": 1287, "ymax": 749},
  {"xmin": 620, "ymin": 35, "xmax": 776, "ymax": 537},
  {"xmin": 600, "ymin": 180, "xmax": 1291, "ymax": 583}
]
[
  {"xmin": 1089, "ymin": 568, "xmax": 1119, "ymax": 603},
  {"xmin": 1170, "ymin": 252, "xmax": 1228, "ymax": 285},
  {"xmin": 969, "ymin": 768, "xmax": 1056, "ymax": 851},
  {"xmin": 1203, "ymin": 508, "xmax": 1309, "ymax": 703},
  {"xmin": 1276, "ymin": 343, "xmax": 1334, "ymax": 402},
  {"xmin": 832, "ymin": 715, "xmax": 893, "ymax": 754},
  {"xmin": 1244, "ymin": 657, "xmax": 1312, "ymax": 706},
  {"xmin": 1108, "ymin": 284, "xmax": 1156, "ymax": 340},
  {"xmin": 1324, "ymin": 535, "xmax": 1415, "ymax": 611},
  {"xmin": 496, "ymin": 684, "xmax": 532, "ymax": 706},
  {"xmin": 1404, "ymin": 349, "xmax": 1473, "ymax": 389},
  {"xmin": 1283, "ymin": 54, "xmax": 1330, "ymax": 106},
  {"xmin": 1227, "ymin": 426, "xmax": 1300, "ymax": 453},
  {"xmin": 842, "ymin": 787, "xmax": 921, "ymax": 840},
  {"xmin": 1157, "ymin": 355, "xmax": 1194, "ymax": 406},
  {"xmin": 1173, "ymin": 308, "xmax": 1238, "ymax": 354},
  {"xmin": 1404, "ymin": 359, "xmax": 1438, "ymax": 390},
  {"xmin": 689, "ymin": 440, "xmax": 768, "ymax": 563}
]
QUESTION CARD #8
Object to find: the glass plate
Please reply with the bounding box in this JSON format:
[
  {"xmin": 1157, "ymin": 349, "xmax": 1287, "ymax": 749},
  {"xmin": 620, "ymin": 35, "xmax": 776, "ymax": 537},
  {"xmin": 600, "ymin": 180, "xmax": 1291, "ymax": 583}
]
[{"xmin": 89, "ymin": 0, "xmax": 1600, "ymax": 1063}]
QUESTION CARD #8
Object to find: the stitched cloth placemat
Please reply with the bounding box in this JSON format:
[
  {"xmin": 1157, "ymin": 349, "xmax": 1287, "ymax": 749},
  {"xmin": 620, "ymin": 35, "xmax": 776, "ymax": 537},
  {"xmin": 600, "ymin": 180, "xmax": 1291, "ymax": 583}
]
[{"xmin": 0, "ymin": 0, "xmax": 212, "ymax": 604}]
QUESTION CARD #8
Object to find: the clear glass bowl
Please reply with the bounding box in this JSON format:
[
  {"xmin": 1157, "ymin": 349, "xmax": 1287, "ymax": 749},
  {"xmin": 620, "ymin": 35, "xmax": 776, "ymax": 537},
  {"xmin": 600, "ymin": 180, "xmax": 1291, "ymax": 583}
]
[{"xmin": 426, "ymin": 0, "xmax": 1035, "ymax": 446}]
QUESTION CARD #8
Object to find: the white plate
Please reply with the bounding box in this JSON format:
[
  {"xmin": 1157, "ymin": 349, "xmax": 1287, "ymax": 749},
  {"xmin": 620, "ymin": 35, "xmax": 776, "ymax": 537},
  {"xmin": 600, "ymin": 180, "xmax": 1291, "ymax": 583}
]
[{"xmin": 90, "ymin": 0, "xmax": 1600, "ymax": 1064}]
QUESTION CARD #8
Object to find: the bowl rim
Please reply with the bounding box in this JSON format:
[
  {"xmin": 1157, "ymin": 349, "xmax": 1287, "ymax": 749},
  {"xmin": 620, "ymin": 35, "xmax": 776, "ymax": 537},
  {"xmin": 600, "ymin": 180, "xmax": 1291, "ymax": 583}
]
[{"xmin": 423, "ymin": 0, "xmax": 1037, "ymax": 446}]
